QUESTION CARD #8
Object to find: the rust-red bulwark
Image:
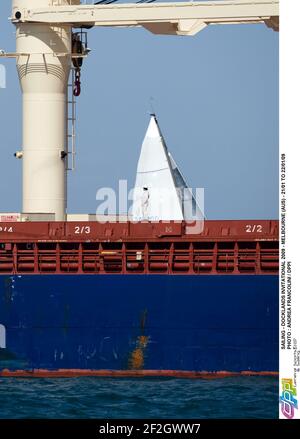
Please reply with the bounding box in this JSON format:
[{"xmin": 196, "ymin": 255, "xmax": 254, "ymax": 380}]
[
  {"xmin": 0, "ymin": 220, "xmax": 279, "ymax": 275},
  {"xmin": 0, "ymin": 368, "xmax": 279, "ymax": 379}
]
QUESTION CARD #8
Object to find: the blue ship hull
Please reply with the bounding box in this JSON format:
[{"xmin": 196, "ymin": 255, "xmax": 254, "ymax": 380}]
[{"xmin": 0, "ymin": 274, "xmax": 278, "ymax": 375}]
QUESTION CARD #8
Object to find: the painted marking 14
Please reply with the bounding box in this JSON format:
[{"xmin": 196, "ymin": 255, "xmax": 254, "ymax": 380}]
[
  {"xmin": 0, "ymin": 226, "xmax": 13, "ymax": 233},
  {"xmin": 245, "ymin": 224, "xmax": 263, "ymax": 233}
]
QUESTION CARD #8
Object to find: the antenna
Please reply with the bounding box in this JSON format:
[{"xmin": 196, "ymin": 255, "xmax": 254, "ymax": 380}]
[{"xmin": 149, "ymin": 97, "xmax": 156, "ymax": 117}]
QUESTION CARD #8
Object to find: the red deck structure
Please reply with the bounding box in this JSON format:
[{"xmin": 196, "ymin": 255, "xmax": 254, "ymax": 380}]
[{"xmin": 0, "ymin": 220, "xmax": 279, "ymax": 275}]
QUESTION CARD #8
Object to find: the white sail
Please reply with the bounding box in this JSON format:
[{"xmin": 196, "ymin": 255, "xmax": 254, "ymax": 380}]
[
  {"xmin": 131, "ymin": 115, "xmax": 205, "ymax": 222},
  {"xmin": 168, "ymin": 152, "xmax": 205, "ymax": 221},
  {"xmin": 131, "ymin": 115, "xmax": 183, "ymax": 221}
]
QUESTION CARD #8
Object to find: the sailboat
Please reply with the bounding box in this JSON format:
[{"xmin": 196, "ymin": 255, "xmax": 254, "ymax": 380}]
[{"xmin": 131, "ymin": 114, "xmax": 205, "ymax": 222}]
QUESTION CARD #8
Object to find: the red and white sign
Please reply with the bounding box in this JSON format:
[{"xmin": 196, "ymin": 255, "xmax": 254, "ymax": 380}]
[{"xmin": 0, "ymin": 214, "xmax": 20, "ymax": 222}]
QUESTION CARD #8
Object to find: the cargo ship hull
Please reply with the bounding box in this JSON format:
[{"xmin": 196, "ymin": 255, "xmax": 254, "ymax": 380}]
[{"xmin": 0, "ymin": 274, "xmax": 278, "ymax": 376}]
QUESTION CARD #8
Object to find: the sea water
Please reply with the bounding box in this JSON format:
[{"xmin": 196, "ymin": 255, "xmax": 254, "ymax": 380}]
[{"xmin": 0, "ymin": 376, "xmax": 278, "ymax": 419}]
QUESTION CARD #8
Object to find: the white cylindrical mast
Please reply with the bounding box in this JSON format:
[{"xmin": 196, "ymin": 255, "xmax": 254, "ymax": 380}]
[{"xmin": 12, "ymin": 1, "xmax": 79, "ymax": 221}]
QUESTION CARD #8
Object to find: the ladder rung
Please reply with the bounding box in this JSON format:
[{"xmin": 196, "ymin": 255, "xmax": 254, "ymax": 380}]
[{"xmin": 67, "ymin": 70, "xmax": 76, "ymax": 172}]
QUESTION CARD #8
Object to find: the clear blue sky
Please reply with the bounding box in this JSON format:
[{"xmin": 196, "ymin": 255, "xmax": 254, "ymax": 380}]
[{"xmin": 0, "ymin": 1, "xmax": 278, "ymax": 219}]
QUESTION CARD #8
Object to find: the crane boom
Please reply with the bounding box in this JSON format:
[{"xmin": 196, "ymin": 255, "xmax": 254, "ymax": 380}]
[{"xmin": 13, "ymin": 0, "xmax": 279, "ymax": 36}]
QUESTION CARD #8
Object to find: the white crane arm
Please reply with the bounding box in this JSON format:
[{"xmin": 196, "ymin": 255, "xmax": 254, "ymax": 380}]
[{"xmin": 12, "ymin": 0, "xmax": 279, "ymax": 36}]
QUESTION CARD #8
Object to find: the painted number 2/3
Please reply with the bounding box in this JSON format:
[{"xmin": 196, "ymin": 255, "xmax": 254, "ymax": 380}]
[
  {"xmin": 75, "ymin": 226, "xmax": 91, "ymax": 234},
  {"xmin": 246, "ymin": 224, "xmax": 263, "ymax": 233}
]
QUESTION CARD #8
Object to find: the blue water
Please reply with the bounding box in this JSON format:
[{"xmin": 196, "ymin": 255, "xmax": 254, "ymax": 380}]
[{"xmin": 0, "ymin": 377, "xmax": 278, "ymax": 419}]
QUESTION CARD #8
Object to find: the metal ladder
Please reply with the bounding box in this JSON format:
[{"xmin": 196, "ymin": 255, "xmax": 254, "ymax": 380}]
[{"xmin": 66, "ymin": 68, "xmax": 76, "ymax": 171}]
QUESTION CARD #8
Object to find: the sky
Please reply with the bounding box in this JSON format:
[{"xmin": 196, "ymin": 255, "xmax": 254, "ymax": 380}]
[{"xmin": 0, "ymin": 1, "xmax": 279, "ymax": 219}]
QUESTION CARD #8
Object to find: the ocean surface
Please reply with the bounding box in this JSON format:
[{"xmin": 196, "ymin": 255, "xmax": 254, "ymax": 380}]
[{"xmin": 0, "ymin": 376, "xmax": 278, "ymax": 419}]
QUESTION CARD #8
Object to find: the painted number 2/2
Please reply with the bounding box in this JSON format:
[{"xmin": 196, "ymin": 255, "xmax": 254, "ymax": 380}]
[{"xmin": 246, "ymin": 224, "xmax": 263, "ymax": 233}]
